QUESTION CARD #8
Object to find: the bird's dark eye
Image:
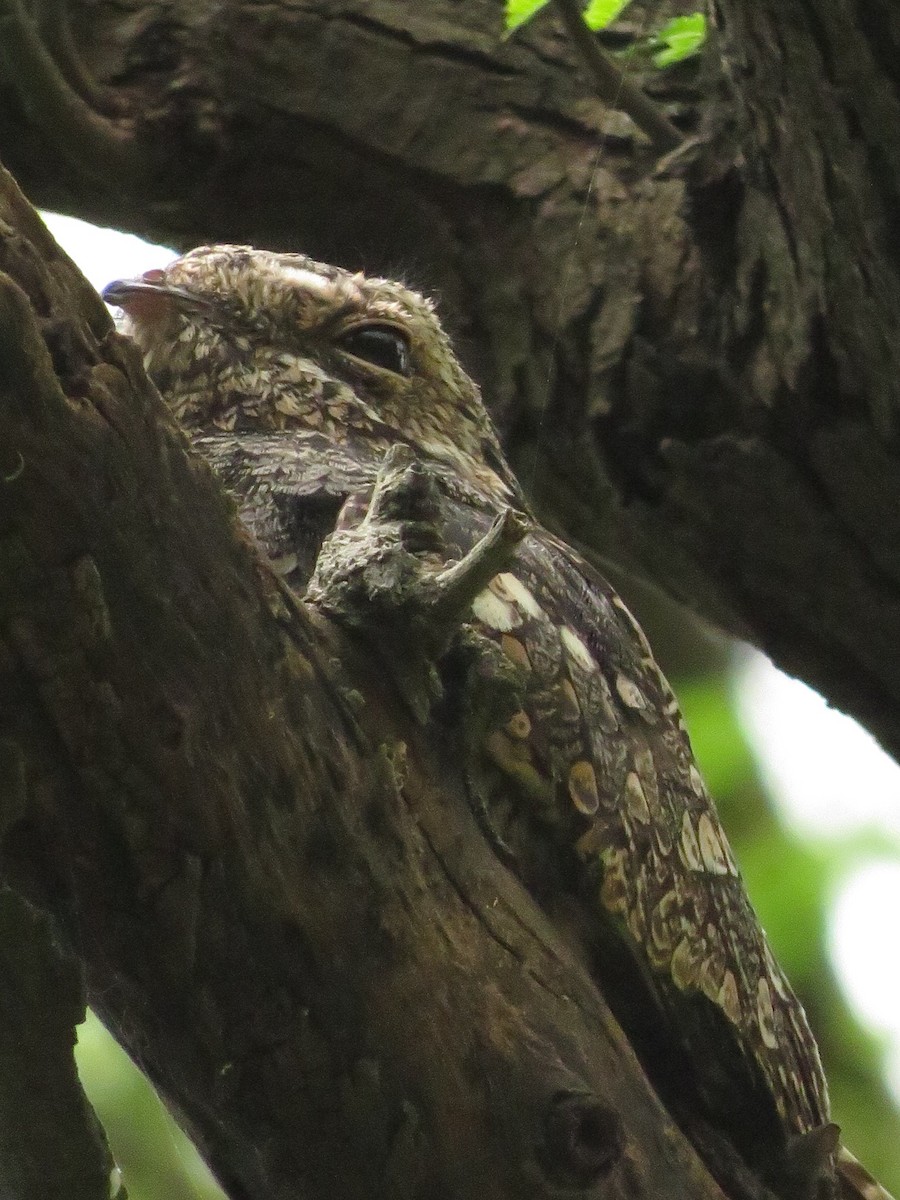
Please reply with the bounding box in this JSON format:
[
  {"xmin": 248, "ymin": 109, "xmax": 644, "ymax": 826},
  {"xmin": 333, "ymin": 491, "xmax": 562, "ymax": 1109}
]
[{"xmin": 336, "ymin": 323, "xmax": 411, "ymax": 376}]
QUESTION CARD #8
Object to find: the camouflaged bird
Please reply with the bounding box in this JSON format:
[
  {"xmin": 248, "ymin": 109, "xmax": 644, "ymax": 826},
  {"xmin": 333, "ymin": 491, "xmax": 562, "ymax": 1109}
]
[{"xmin": 104, "ymin": 246, "xmax": 892, "ymax": 1200}]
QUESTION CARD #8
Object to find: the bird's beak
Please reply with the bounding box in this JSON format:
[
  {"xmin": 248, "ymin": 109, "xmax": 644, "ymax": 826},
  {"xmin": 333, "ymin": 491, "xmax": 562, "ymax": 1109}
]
[{"xmin": 102, "ymin": 273, "xmax": 210, "ymax": 322}]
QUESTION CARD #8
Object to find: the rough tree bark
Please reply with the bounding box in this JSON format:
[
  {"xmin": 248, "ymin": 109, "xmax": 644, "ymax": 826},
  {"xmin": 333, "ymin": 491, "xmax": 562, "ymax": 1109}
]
[
  {"xmin": 1, "ymin": 0, "xmax": 898, "ymax": 1196},
  {"xmin": 0, "ymin": 165, "xmax": 736, "ymax": 1198},
  {"xmin": 1, "ymin": 0, "xmax": 898, "ymax": 760}
]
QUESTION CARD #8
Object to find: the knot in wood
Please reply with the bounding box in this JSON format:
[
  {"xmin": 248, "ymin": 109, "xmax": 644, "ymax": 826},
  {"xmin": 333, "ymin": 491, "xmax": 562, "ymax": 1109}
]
[{"xmin": 542, "ymin": 1092, "xmax": 623, "ymax": 1186}]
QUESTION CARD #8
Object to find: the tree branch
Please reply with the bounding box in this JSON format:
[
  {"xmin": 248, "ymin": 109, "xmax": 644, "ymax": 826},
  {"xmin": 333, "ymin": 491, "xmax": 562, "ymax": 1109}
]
[
  {"xmin": 2, "ymin": 0, "xmax": 897, "ymax": 766},
  {"xmin": 0, "ymin": 161, "xmax": 734, "ymax": 1199},
  {"xmin": 0, "ymin": 887, "xmax": 118, "ymax": 1200},
  {"xmin": 552, "ymin": 0, "xmax": 683, "ymax": 152},
  {"xmin": 0, "ymin": 0, "xmax": 148, "ymax": 186}
]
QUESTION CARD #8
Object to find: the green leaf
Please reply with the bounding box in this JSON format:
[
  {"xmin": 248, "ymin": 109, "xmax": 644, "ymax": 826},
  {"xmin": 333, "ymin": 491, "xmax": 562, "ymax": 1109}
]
[
  {"xmin": 649, "ymin": 13, "xmax": 707, "ymax": 68},
  {"xmin": 583, "ymin": 0, "xmax": 632, "ymax": 31},
  {"xmin": 504, "ymin": 0, "xmax": 551, "ymax": 34}
]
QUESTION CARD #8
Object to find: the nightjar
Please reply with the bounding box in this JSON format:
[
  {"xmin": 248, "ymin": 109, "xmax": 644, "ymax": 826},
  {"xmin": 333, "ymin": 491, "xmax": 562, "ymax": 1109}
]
[{"xmin": 103, "ymin": 246, "xmax": 891, "ymax": 1200}]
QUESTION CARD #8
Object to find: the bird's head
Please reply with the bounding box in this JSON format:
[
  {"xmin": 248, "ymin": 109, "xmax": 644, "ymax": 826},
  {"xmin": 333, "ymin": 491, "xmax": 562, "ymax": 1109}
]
[{"xmin": 103, "ymin": 244, "xmax": 519, "ymax": 504}]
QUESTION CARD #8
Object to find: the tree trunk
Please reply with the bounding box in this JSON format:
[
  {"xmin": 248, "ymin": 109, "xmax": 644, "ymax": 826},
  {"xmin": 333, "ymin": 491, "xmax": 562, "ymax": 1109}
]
[
  {"xmin": 0, "ymin": 163, "xmax": 742, "ymax": 1198},
  {"xmin": 1, "ymin": 0, "xmax": 898, "ymax": 759},
  {"xmin": 1, "ymin": 1, "xmax": 899, "ymax": 1195}
]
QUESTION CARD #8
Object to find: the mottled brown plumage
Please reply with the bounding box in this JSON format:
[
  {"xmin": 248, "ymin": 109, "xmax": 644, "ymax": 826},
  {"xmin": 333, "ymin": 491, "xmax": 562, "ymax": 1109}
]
[{"xmin": 104, "ymin": 246, "xmax": 891, "ymax": 1200}]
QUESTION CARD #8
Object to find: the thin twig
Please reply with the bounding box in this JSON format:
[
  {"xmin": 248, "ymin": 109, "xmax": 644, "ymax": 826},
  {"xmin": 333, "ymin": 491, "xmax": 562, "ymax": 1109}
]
[
  {"xmin": 433, "ymin": 507, "xmax": 529, "ymax": 625},
  {"xmin": 553, "ymin": 0, "xmax": 682, "ymax": 154}
]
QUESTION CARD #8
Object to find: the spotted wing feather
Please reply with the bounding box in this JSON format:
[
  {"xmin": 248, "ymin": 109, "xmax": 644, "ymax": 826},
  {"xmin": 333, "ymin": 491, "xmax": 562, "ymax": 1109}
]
[
  {"xmin": 190, "ymin": 431, "xmax": 383, "ymax": 589},
  {"xmin": 462, "ymin": 524, "xmax": 829, "ymax": 1148}
]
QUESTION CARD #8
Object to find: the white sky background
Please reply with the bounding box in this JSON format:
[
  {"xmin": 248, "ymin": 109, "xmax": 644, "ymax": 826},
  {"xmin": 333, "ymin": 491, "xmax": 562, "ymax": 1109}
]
[
  {"xmin": 43, "ymin": 210, "xmax": 900, "ymax": 1105},
  {"xmin": 43, "ymin": 211, "xmax": 176, "ymax": 291},
  {"xmin": 736, "ymin": 651, "xmax": 900, "ymax": 1100}
]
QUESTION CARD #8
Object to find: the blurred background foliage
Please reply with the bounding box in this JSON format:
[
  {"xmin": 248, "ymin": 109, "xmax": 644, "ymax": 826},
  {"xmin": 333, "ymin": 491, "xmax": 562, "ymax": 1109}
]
[
  {"xmin": 74, "ymin": 579, "xmax": 900, "ymax": 1198},
  {"xmin": 76, "ymin": 1015, "xmax": 222, "ymax": 1200},
  {"xmin": 679, "ymin": 671, "xmax": 900, "ymax": 1188}
]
